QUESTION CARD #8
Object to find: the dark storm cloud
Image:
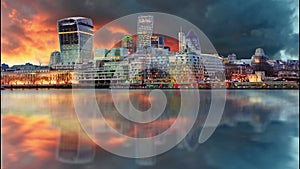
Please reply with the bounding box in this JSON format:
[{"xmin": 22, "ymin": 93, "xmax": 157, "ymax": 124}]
[
  {"xmin": 55, "ymin": 0, "xmax": 298, "ymax": 59},
  {"xmin": 137, "ymin": 0, "xmax": 298, "ymax": 58},
  {"xmin": 2, "ymin": 0, "xmax": 298, "ymax": 62}
]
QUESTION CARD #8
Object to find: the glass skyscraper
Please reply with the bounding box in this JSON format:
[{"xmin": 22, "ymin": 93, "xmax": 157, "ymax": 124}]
[
  {"xmin": 185, "ymin": 30, "xmax": 201, "ymax": 54},
  {"xmin": 136, "ymin": 15, "xmax": 153, "ymax": 51},
  {"xmin": 58, "ymin": 17, "xmax": 94, "ymax": 64}
]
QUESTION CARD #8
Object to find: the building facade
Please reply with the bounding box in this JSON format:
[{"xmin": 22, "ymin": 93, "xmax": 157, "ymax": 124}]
[
  {"xmin": 122, "ymin": 34, "xmax": 135, "ymax": 54},
  {"xmin": 58, "ymin": 17, "xmax": 94, "ymax": 64},
  {"xmin": 49, "ymin": 51, "xmax": 61, "ymax": 67},
  {"xmin": 136, "ymin": 15, "xmax": 154, "ymax": 51},
  {"xmin": 251, "ymin": 48, "xmax": 273, "ymax": 77}
]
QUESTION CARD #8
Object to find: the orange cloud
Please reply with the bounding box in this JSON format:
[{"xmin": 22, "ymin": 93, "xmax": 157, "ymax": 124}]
[
  {"xmin": 1, "ymin": 0, "xmax": 180, "ymax": 66},
  {"xmin": 1, "ymin": 1, "xmax": 59, "ymax": 66}
]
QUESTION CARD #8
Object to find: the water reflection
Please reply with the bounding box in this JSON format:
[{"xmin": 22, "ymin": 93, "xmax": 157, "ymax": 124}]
[{"xmin": 1, "ymin": 89, "xmax": 299, "ymax": 169}]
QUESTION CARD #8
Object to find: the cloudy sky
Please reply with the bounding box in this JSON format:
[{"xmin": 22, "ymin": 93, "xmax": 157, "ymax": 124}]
[{"xmin": 1, "ymin": 0, "xmax": 299, "ymax": 65}]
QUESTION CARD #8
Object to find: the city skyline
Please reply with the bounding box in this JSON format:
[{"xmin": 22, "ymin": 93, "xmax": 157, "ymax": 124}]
[
  {"xmin": 1, "ymin": 0, "xmax": 299, "ymax": 66},
  {"xmin": 1, "ymin": 14, "xmax": 299, "ymax": 67}
]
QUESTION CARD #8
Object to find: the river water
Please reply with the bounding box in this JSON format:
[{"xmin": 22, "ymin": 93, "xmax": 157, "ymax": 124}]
[{"xmin": 1, "ymin": 89, "xmax": 299, "ymax": 169}]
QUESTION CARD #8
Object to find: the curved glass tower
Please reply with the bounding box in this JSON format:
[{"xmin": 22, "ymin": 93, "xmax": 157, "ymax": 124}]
[{"xmin": 58, "ymin": 17, "xmax": 94, "ymax": 64}]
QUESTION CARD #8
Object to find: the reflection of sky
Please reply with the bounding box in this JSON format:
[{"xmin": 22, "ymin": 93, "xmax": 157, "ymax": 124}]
[{"xmin": 1, "ymin": 89, "xmax": 299, "ymax": 169}]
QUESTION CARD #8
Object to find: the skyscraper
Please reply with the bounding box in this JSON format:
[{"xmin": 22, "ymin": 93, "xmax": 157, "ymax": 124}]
[
  {"xmin": 185, "ymin": 30, "xmax": 201, "ymax": 54},
  {"xmin": 58, "ymin": 17, "xmax": 94, "ymax": 64},
  {"xmin": 136, "ymin": 15, "xmax": 153, "ymax": 51},
  {"xmin": 178, "ymin": 27, "xmax": 186, "ymax": 53}
]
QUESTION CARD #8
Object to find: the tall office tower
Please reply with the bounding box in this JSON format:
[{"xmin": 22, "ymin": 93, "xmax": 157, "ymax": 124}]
[
  {"xmin": 178, "ymin": 27, "xmax": 186, "ymax": 53},
  {"xmin": 122, "ymin": 34, "xmax": 134, "ymax": 54},
  {"xmin": 151, "ymin": 35, "xmax": 164, "ymax": 49},
  {"xmin": 185, "ymin": 30, "xmax": 201, "ymax": 54},
  {"xmin": 49, "ymin": 51, "xmax": 61, "ymax": 66},
  {"xmin": 136, "ymin": 15, "xmax": 154, "ymax": 51},
  {"xmin": 58, "ymin": 17, "xmax": 94, "ymax": 64}
]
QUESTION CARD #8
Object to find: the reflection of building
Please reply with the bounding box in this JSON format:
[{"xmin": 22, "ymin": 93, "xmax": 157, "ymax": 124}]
[
  {"xmin": 49, "ymin": 51, "xmax": 61, "ymax": 67},
  {"xmin": 136, "ymin": 15, "xmax": 153, "ymax": 51},
  {"xmin": 58, "ymin": 17, "xmax": 94, "ymax": 64},
  {"xmin": 56, "ymin": 127, "xmax": 95, "ymax": 164}
]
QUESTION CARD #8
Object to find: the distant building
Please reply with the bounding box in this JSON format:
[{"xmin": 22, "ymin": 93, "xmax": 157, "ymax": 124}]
[
  {"xmin": 227, "ymin": 53, "xmax": 237, "ymax": 63},
  {"xmin": 122, "ymin": 34, "xmax": 134, "ymax": 54},
  {"xmin": 185, "ymin": 30, "xmax": 201, "ymax": 54},
  {"xmin": 169, "ymin": 52, "xmax": 204, "ymax": 85},
  {"xmin": 225, "ymin": 62, "xmax": 253, "ymax": 81},
  {"xmin": 248, "ymin": 71, "xmax": 265, "ymax": 82},
  {"xmin": 136, "ymin": 15, "xmax": 153, "ymax": 51},
  {"xmin": 151, "ymin": 35, "xmax": 164, "ymax": 49},
  {"xmin": 11, "ymin": 63, "xmax": 37, "ymax": 71},
  {"xmin": 49, "ymin": 51, "xmax": 61, "ymax": 66},
  {"xmin": 58, "ymin": 17, "xmax": 94, "ymax": 64},
  {"xmin": 1, "ymin": 63, "xmax": 9, "ymax": 71},
  {"xmin": 251, "ymin": 48, "xmax": 273, "ymax": 77},
  {"xmin": 201, "ymin": 54, "xmax": 225, "ymax": 81},
  {"xmin": 178, "ymin": 27, "xmax": 186, "ymax": 53},
  {"xmin": 163, "ymin": 46, "xmax": 171, "ymax": 51},
  {"xmin": 277, "ymin": 59, "xmax": 299, "ymax": 80},
  {"xmin": 286, "ymin": 59, "xmax": 299, "ymax": 71},
  {"xmin": 94, "ymin": 48, "xmax": 109, "ymax": 61}
]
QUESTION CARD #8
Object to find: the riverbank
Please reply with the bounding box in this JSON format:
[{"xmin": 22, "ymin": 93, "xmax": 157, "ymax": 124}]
[{"xmin": 1, "ymin": 81, "xmax": 299, "ymax": 89}]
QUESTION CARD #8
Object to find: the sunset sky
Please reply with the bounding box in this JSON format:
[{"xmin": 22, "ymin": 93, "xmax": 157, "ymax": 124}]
[{"xmin": 1, "ymin": 0, "xmax": 299, "ymax": 66}]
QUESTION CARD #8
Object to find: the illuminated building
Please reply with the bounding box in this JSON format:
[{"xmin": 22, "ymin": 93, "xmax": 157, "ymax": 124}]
[
  {"xmin": 178, "ymin": 27, "xmax": 186, "ymax": 53},
  {"xmin": 225, "ymin": 62, "xmax": 253, "ymax": 81},
  {"xmin": 251, "ymin": 48, "xmax": 273, "ymax": 76},
  {"xmin": 1, "ymin": 70, "xmax": 73, "ymax": 85},
  {"xmin": 49, "ymin": 51, "xmax": 61, "ymax": 67},
  {"xmin": 58, "ymin": 17, "xmax": 94, "ymax": 64},
  {"xmin": 122, "ymin": 34, "xmax": 135, "ymax": 54},
  {"xmin": 151, "ymin": 35, "xmax": 164, "ymax": 49},
  {"xmin": 169, "ymin": 52, "xmax": 204, "ymax": 86},
  {"xmin": 74, "ymin": 48, "xmax": 130, "ymax": 86},
  {"xmin": 129, "ymin": 48, "xmax": 170, "ymax": 85},
  {"xmin": 136, "ymin": 15, "xmax": 153, "ymax": 51}
]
